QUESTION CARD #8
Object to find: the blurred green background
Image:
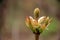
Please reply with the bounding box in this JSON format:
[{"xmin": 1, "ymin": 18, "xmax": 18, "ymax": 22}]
[{"xmin": 0, "ymin": 0, "xmax": 60, "ymax": 40}]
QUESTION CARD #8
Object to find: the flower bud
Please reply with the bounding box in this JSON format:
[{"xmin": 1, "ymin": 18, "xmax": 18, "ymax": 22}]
[{"xmin": 34, "ymin": 8, "xmax": 40, "ymax": 19}]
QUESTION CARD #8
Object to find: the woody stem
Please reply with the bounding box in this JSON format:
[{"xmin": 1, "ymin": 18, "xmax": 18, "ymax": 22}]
[{"xmin": 35, "ymin": 34, "xmax": 40, "ymax": 40}]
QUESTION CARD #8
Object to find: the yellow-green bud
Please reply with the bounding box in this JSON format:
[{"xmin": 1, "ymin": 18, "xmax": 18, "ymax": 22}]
[{"xmin": 34, "ymin": 8, "xmax": 40, "ymax": 19}]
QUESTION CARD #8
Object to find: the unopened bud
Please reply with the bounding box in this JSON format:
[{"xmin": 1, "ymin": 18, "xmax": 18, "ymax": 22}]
[{"xmin": 34, "ymin": 8, "xmax": 40, "ymax": 19}]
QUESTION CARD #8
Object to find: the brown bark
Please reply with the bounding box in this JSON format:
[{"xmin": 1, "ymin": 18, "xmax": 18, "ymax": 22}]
[{"xmin": 35, "ymin": 34, "xmax": 40, "ymax": 40}]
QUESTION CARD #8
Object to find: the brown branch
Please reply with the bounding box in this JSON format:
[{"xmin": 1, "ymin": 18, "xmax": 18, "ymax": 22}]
[{"xmin": 35, "ymin": 34, "xmax": 40, "ymax": 40}]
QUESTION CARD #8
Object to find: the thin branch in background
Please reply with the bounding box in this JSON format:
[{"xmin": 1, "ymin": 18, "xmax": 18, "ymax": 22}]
[
  {"xmin": 56, "ymin": 0, "xmax": 60, "ymax": 40},
  {"xmin": 0, "ymin": 0, "xmax": 8, "ymax": 40},
  {"xmin": 56, "ymin": 0, "xmax": 60, "ymax": 20}
]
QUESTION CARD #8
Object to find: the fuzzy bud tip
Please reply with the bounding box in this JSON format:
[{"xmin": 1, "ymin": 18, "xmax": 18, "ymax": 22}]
[{"xmin": 34, "ymin": 8, "xmax": 40, "ymax": 19}]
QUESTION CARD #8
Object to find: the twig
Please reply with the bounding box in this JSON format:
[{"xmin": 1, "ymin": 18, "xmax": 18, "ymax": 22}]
[{"xmin": 35, "ymin": 34, "xmax": 40, "ymax": 40}]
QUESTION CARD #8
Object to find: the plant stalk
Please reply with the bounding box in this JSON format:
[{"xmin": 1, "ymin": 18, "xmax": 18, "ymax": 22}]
[{"xmin": 35, "ymin": 34, "xmax": 40, "ymax": 40}]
